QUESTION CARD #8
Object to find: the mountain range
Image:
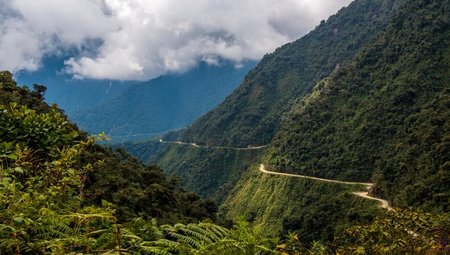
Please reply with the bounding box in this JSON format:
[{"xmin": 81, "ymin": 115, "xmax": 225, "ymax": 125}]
[
  {"xmin": 16, "ymin": 59, "xmax": 255, "ymax": 142},
  {"xmin": 4, "ymin": 0, "xmax": 449, "ymax": 251},
  {"xmin": 122, "ymin": 0, "xmax": 450, "ymax": 242}
]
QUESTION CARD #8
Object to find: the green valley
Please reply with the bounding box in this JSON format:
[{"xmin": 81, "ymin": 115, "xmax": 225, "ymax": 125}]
[
  {"xmin": 1, "ymin": 0, "xmax": 450, "ymax": 253},
  {"xmin": 124, "ymin": 0, "xmax": 450, "ymax": 251}
]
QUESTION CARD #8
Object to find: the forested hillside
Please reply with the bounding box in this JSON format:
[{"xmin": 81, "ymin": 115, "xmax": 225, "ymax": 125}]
[
  {"xmin": 122, "ymin": 0, "xmax": 450, "ymax": 245},
  {"xmin": 266, "ymin": 0, "xmax": 450, "ymax": 212},
  {"xmin": 3, "ymin": 0, "xmax": 450, "ymax": 252},
  {"xmin": 2, "ymin": 71, "xmax": 449, "ymax": 254},
  {"xmin": 0, "ymin": 71, "xmax": 222, "ymax": 252},
  {"xmin": 179, "ymin": 0, "xmax": 404, "ymax": 147},
  {"xmin": 127, "ymin": 0, "xmax": 404, "ymax": 205},
  {"xmin": 0, "ymin": 71, "xmax": 217, "ymax": 224}
]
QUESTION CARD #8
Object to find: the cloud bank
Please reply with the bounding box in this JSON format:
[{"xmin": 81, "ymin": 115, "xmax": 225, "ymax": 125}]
[{"xmin": 0, "ymin": 0, "xmax": 352, "ymax": 80}]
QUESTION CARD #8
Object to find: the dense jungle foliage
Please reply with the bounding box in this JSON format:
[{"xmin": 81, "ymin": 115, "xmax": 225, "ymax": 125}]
[
  {"xmin": 179, "ymin": 0, "xmax": 404, "ymax": 147},
  {"xmin": 266, "ymin": 0, "xmax": 450, "ymax": 212},
  {"xmin": 0, "ymin": 71, "xmax": 217, "ymax": 225}
]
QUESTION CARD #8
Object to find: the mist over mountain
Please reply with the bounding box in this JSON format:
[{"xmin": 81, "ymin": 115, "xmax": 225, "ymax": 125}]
[{"xmin": 1, "ymin": 0, "xmax": 352, "ymax": 80}]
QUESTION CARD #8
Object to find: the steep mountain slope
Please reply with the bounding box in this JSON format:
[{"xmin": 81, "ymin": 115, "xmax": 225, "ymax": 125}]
[
  {"xmin": 73, "ymin": 61, "xmax": 255, "ymax": 142},
  {"xmin": 0, "ymin": 71, "xmax": 216, "ymax": 225},
  {"xmin": 121, "ymin": 140, "xmax": 267, "ymax": 203},
  {"xmin": 266, "ymin": 0, "xmax": 450, "ymax": 212},
  {"xmin": 180, "ymin": 0, "xmax": 403, "ymax": 147},
  {"xmin": 220, "ymin": 165, "xmax": 379, "ymax": 243},
  {"xmin": 127, "ymin": 0, "xmax": 404, "ymax": 204},
  {"xmin": 217, "ymin": 0, "xmax": 450, "ymax": 241}
]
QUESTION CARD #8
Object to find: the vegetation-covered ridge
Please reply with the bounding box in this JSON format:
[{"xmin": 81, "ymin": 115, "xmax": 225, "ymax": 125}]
[
  {"xmin": 0, "ymin": 71, "xmax": 217, "ymax": 224},
  {"xmin": 177, "ymin": 0, "xmax": 404, "ymax": 147},
  {"xmin": 124, "ymin": 0, "xmax": 405, "ymax": 213},
  {"xmin": 220, "ymin": 164, "xmax": 450, "ymax": 253},
  {"xmin": 266, "ymin": 0, "xmax": 450, "ymax": 212},
  {"xmin": 259, "ymin": 164, "xmax": 393, "ymax": 211},
  {"xmin": 0, "ymin": 81, "xmax": 448, "ymax": 253},
  {"xmin": 0, "ymin": 71, "xmax": 219, "ymax": 253}
]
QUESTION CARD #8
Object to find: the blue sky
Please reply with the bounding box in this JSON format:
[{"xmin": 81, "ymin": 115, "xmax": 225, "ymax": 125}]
[{"xmin": 0, "ymin": 0, "xmax": 352, "ymax": 81}]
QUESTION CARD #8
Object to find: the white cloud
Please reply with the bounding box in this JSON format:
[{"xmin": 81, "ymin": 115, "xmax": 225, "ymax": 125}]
[{"xmin": 0, "ymin": 0, "xmax": 352, "ymax": 81}]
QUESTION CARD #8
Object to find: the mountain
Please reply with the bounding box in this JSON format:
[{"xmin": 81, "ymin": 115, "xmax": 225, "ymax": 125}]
[
  {"xmin": 73, "ymin": 61, "xmax": 255, "ymax": 142},
  {"xmin": 16, "ymin": 59, "xmax": 255, "ymax": 142},
  {"xmin": 125, "ymin": 0, "xmax": 403, "ymax": 204},
  {"xmin": 221, "ymin": 0, "xmax": 450, "ymax": 239},
  {"xmin": 125, "ymin": 0, "xmax": 450, "ymax": 241},
  {"xmin": 266, "ymin": 0, "xmax": 450, "ymax": 211},
  {"xmin": 178, "ymin": 0, "xmax": 404, "ymax": 147},
  {"xmin": 0, "ymin": 73, "xmax": 447, "ymax": 255},
  {"xmin": 2, "ymin": 0, "xmax": 450, "ymax": 251}
]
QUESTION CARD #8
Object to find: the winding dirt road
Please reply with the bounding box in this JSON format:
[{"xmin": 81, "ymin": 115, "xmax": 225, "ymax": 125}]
[
  {"xmin": 159, "ymin": 140, "xmax": 269, "ymax": 150},
  {"xmin": 159, "ymin": 140, "xmax": 393, "ymax": 211},
  {"xmin": 259, "ymin": 164, "xmax": 394, "ymax": 211},
  {"xmin": 352, "ymin": 192, "xmax": 392, "ymax": 210}
]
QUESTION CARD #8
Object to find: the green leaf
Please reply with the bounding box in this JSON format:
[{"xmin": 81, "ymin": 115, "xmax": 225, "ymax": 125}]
[
  {"xmin": 6, "ymin": 154, "xmax": 17, "ymax": 160},
  {"xmin": 13, "ymin": 216, "xmax": 24, "ymax": 224},
  {"xmin": 13, "ymin": 167, "xmax": 23, "ymax": 174}
]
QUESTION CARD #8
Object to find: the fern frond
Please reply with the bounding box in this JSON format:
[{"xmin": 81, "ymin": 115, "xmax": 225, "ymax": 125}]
[
  {"xmin": 33, "ymin": 222, "xmax": 74, "ymax": 239},
  {"xmin": 148, "ymin": 239, "xmax": 183, "ymax": 251},
  {"xmin": 121, "ymin": 227, "xmax": 142, "ymax": 240},
  {"xmin": 165, "ymin": 231, "xmax": 200, "ymax": 248},
  {"xmin": 199, "ymin": 223, "xmax": 229, "ymax": 238},
  {"xmin": 140, "ymin": 240, "xmax": 179, "ymax": 255},
  {"xmin": 180, "ymin": 225, "xmax": 215, "ymax": 243},
  {"xmin": 138, "ymin": 246, "xmax": 173, "ymax": 255}
]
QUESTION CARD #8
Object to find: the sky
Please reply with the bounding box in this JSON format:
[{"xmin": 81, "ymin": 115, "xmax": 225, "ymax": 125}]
[{"xmin": 0, "ymin": 0, "xmax": 352, "ymax": 81}]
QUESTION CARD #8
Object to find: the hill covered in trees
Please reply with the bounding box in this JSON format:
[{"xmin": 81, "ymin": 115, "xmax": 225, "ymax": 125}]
[
  {"xmin": 124, "ymin": 0, "xmax": 450, "ymax": 247},
  {"xmin": 126, "ymin": 0, "xmax": 406, "ymax": 208},
  {"xmin": 1, "ymin": 70, "xmax": 449, "ymax": 254},
  {"xmin": 0, "ymin": 71, "xmax": 220, "ymax": 252},
  {"xmin": 177, "ymin": 0, "xmax": 404, "ymax": 147},
  {"xmin": 266, "ymin": 0, "xmax": 450, "ymax": 212}
]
